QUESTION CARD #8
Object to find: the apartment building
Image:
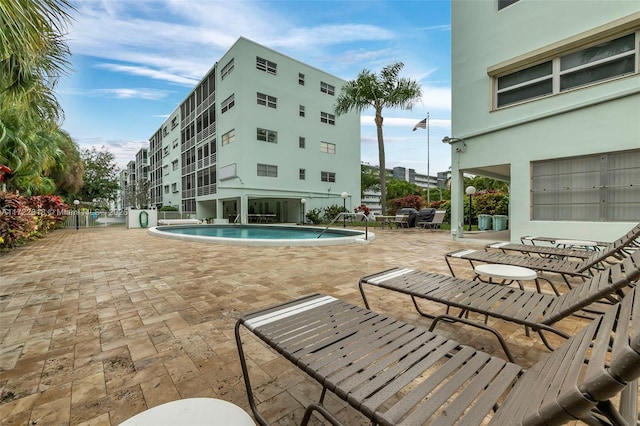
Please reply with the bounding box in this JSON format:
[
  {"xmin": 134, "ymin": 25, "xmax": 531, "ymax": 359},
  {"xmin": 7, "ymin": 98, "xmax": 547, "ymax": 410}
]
[
  {"xmin": 448, "ymin": 0, "xmax": 640, "ymax": 241},
  {"xmin": 146, "ymin": 37, "xmax": 361, "ymax": 223}
]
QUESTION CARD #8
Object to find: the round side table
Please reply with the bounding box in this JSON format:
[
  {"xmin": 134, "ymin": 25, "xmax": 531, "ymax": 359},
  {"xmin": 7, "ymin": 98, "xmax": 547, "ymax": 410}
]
[
  {"xmin": 118, "ymin": 398, "xmax": 255, "ymax": 426},
  {"xmin": 474, "ymin": 264, "xmax": 538, "ymax": 291}
]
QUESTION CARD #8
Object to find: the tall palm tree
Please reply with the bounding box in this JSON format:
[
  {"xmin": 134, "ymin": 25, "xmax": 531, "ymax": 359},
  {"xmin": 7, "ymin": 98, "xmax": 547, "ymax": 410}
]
[
  {"xmin": 0, "ymin": 0, "xmax": 75, "ymax": 193},
  {"xmin": 335, "ymin": 62, "xmax": 421, "ymax": 214}
]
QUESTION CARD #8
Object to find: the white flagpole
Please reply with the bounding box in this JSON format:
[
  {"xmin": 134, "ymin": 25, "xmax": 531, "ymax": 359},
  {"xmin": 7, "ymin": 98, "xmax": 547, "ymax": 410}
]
[{"xmin": 427, "ymin": 112, "xmax": 430, "ymax": 205}]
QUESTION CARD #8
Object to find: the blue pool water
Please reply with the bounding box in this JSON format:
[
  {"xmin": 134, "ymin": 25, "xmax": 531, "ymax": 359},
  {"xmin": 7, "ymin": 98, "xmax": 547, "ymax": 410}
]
[
  {"xmin": 160, "ymin": 225, "xmax": 359, "ymax": 239},
  {"xmin": 149, "ymin": 224, "xmax": 372, "ymax": 246}
]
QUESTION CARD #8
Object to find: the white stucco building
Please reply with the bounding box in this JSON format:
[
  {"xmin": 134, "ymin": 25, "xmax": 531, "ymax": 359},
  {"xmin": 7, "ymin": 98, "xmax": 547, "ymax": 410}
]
[
  {"xmin": 448, "ymin": 0, "xmax": 640, "ymax": 241},
  {"xmin": 146, "ymin": 37, "xmax": 361, "ymax": 223}
]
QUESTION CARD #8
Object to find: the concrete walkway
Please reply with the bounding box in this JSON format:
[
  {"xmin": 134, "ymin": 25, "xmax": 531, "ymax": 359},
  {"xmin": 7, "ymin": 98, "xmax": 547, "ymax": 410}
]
[{"xmin": 0, "ymin": 227, "xmax": 590, "ymax": 425}]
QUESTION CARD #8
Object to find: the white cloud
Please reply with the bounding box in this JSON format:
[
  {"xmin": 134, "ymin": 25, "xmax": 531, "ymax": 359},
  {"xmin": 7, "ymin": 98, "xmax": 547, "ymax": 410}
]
[
  {"xmin": 95, "ymin": 63, "xmax": 200, "ymax": 86},
  {"xmin": 76, "ymin": 137, "xmax": 150, "ymax": 170}
]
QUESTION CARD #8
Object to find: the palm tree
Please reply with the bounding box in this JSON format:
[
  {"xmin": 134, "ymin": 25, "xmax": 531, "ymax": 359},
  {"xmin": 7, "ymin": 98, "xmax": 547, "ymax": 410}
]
[
  {"xmin": 0, "ymin": 0, "xmax": 75, "ymax": 193},
  {"xmin": 334, "ymin": 62, "xmax": 421, "ymax": 214}
]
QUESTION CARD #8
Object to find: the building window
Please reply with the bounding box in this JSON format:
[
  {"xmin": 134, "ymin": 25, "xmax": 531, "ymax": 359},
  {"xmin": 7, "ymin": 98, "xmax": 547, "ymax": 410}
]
[
  {"xmin": 163, "ymin": 165, "xmax": 169, "ymax": 176},
  {"xmin": 298, "ymin": 73, "xmax": 305, "ymax": 85},
  {"xmin": 222, "ymin": 129, "xmax": 235, "ymax": 146},
  {"xmin": 257, "ymin": 128, "xmax": 277, "ymax": 144},
  {"xmin": 531, "ymin": 149, "xmax": 640, "ymax": 222},
  {"xmin": 256, "ymin": 56, "xmax": 277, "ymax": 75},
  {"xmin": 320, "ymin": 112, "xmax": 335, "ymax": 125},
  {"xmin": 172, "ymin": 160, "xmax": 178, "ymax": 170},
  {"xmin": 257, "ymin": 163, "xmax": 278, "ymax": 177},
  {"xmin": 221, "ymin": 94, "xmax": 235, "ymax": 113},
  {"xmin": 498, "ymin": 0, "xmax": 519, "ymax": 10},
  {"xmin": 299, "ymin": 168, "xmax": 305, "ymax": 180},
  {"xmin": 221, "ymin": 58, "xmax": 234, "ymax": 79},
  {"xmin": 163, "ymin": 146, "xmax": 170, "ymax": 156},
  {"xmin": 321, "ymin": 171, "xmax": 336, "ymax": 183},
  {"xmin": 320, "ymin": 141, "xmax": 336, "ymax": 154},
  {"xmin": 172, "ymin": 138, "xmax": 178, "ymax": 149},
  {"xmin": 299, "ymin": 137, "xmax": 305, "ymax": 148},
  {"xmin": 494, "ymin": 32, "xmax": 637, "ymax": 108},
  {"xmin": 299, "ymin": 105, "xmax": 305, "ymax": 117},
  {"xmin": 320, "ymin": 81, "xmax": 335, "ymax": 95},
  {"xmin": 164, "ymin": 185, "xmax": 169, "ymax": 194},
  {"xmin": 257, "ymin": 92, "xmax": 277, "ymax": 109},
  {"xmin": 171, "ymin": 183, "xmax": 178, "ymax": 193}
]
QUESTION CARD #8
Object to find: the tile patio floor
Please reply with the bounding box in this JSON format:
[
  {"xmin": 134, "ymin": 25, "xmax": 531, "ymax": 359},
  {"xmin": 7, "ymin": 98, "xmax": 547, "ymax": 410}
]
[{"xmin": 0, "ymin": 226, "xmax": 618, "ymax": 425}]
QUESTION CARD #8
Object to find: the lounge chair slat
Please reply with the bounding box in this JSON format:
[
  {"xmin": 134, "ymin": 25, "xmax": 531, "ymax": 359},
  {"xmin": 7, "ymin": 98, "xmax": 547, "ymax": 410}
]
[
  {"xmin": 381, "ymin": 346, "xmax": 484, "ymax": 424},
  {"xmin": 236, "ymin": 287, "xmax": 640, "ymax": 425}
]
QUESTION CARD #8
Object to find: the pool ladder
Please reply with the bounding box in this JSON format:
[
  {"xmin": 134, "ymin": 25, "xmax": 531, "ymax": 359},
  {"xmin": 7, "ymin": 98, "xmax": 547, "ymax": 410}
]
[{"xmin": 317, "ymin": 213, "xmax": 369, "ymax": 240}]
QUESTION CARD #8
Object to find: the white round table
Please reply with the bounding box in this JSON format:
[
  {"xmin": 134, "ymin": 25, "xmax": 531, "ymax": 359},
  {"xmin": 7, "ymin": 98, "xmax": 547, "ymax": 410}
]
[
  {"xmin": 118, "ymin": 398, "xmax": 255, "ymax": 426},
  {"xmin": 474, "ymin": 264, "xmax": 538, "ymax": 291}
]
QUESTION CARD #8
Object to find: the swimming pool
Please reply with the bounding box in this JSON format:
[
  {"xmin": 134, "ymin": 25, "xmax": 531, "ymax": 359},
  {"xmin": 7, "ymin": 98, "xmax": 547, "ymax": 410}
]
[{"xmin": 148, "ymin": 224, "xmax": 373, "ymax": 246}]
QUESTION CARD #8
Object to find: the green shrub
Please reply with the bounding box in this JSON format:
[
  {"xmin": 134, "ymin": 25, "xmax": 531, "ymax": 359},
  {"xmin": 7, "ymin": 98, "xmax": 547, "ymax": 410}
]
[
  {"xmin": 323, "ymin": 204, "xmax": 346, "ymax": 222},
  {"xmin": 159, "ymin": 206, "xmax": 178, "ymax": 211},
  {"xmin": 305, "ymin": 208, "xmax": 322, "ymax": 224}
]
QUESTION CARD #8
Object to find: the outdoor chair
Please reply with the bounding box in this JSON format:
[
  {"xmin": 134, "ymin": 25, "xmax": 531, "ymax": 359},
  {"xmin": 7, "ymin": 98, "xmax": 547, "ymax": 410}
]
[
  {"xmin": 487, "ymin": 223, "xmax": 640, "ymax": 260},
  {"xmin": 445, "ymin": 223, "xmax": 640, "ymax": 287},
  {"xmin": 418, "ymin": 209, "xmax": 446, "ymax": 230},
  {"xmin": 235, "ymin": 285, "xmax": 640, "ymax": 426},
  {"xmin": 393, "ymin": 214, "xmax": 410, "ymax": 228},
  {"xmin": 358, "ymin": 250, "xmax": 640, "ymax": 361}
]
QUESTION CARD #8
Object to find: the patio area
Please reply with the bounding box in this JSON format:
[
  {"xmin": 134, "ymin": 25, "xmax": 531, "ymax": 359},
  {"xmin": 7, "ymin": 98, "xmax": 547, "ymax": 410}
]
[{"xmin": 0, "ymin": 226, "xmax": 598, "ymax": 425}]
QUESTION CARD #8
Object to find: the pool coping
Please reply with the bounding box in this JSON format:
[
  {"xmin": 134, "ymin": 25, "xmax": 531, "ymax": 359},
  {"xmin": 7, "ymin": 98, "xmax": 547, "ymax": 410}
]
[{"xmin": 147, "ymin": 224, "xmax": 375, "ymax": 246}]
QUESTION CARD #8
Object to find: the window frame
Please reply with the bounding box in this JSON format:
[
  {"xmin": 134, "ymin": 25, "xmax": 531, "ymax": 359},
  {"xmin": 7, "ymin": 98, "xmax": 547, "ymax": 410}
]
[
  {"xmin": 257, "ymin": 92, "xmax": 277, "ymax": 109},
  {"xmin": 320, "ymin": 111, "xmax": 336, "ymax": 125},
  {"xmin": 320, "ymin": 141, "xmax": 336, "ymax": 154},
  {"xmin": 320, "ymin": 81, "xmax": 335, "ymax": 95},
  {"xmin": 321, "ymin": 171, "xmax": 336, "ymax": 183},
  {"xmin": 221, "ymin": 58, "xmax": 234, "ymax": 80},
  {"xmin": 221, "ymin": 129, "xmax": 235, "ymax": 146},
  {"xmin": 299, "ymin": 105, "xmax": 305, "ymax": 117},
  {"xmin": 299, "ymin": 168, "xmax": 306, "ymax": 180},
  {"xmin": 257, "ymin": 128, "xmax": 278, "ymax": 144},
  {"xmin": 257, "ymin": 163, "xmax": 278, "ymax": 177},
  {"xmin": 491, "ymin": 29, "xmax": 639, "ymax": 109},
  {"xmin": 221, "ymin": 94, "xmax": 235, "ymax": 113},
  {"xmin": 299, "ymin": 137, "xmax": 306, "ymax": 148},
  {"xmin": 256, "ymin": 56, "xmax": 277, "ymax": 75}
]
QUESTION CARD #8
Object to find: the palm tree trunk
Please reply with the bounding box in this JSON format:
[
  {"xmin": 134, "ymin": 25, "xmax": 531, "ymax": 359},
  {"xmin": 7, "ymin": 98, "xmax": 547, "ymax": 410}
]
[{"xmin": 375, "ymin": 111, "xmax": 386, "ymax": 215}]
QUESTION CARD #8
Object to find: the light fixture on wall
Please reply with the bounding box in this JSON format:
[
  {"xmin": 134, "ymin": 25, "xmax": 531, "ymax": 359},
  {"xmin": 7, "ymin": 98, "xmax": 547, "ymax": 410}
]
[
  {"xmin": 442, "ymin": 136, "xmax": 467, "ymax": 153},
  {"xmin": 465, "ymin": 186, "xmax": 476, "ymax": 231}
]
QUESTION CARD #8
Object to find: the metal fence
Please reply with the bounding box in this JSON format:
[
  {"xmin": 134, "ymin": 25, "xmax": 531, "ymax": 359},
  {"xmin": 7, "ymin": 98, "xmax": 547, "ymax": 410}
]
[{"xmin": 62, "ymin": 210, "xmax": 196, "ymax": 229}]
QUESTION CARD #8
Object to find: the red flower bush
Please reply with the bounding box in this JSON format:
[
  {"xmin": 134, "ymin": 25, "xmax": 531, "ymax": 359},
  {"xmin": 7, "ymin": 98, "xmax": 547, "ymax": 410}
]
[{"xmin": 0, "ymin": 192, "xmax": 68, "ymax": 249}]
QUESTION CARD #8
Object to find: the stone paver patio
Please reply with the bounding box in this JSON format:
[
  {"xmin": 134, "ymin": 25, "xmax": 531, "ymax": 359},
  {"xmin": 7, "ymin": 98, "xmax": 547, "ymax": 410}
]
[{"xmin": 0, "ymin": 226, "xmax": 609, "ymax": 425}]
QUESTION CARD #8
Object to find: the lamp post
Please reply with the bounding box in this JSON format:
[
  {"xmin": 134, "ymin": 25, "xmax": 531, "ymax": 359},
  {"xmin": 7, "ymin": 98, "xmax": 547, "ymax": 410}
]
[
  {"xmin": 341, "ymin": 192, "xmax": 349, "ymax": 228},
  {"xmin": 465, "ymin": 186, "xmax": 476, "ymax": 231},
  {"xmin": 300, "ymin": 198, "xmax": 306, "ymax": 224},
  {"xmin": 73, "ymin": 199, "xmax": 80, "ymax": 230}
]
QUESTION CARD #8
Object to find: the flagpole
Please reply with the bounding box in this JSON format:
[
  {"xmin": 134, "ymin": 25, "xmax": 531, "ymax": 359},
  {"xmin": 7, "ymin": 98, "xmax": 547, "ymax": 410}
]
[{"xmin": 427, "ymin": 112, "xmax": 430, "ymax": 205}]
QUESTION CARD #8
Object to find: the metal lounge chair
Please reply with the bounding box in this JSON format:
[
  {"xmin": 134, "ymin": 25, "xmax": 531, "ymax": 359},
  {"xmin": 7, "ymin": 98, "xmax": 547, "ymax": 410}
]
[
  {"xmin": 235, "ymin": 285, "xmax": 640, "ymax": 425},
  {"xmin": 418, "ymin": 209, "xmax": 446, "ymax": 230},
  {"xmin": 486, "ymin": 223, "xmax": 640, "ymax": 260},
  {"xmin": 358, "ymin": 250, "xmax": 640, "ymax": 361},
  {"xmin": 445, "ymin": 224, "xmax": 640, "ymax": 287}
]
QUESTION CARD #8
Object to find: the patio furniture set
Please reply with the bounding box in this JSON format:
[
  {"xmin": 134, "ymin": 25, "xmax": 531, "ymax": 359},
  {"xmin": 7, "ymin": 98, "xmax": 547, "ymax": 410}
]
[{"xmin": 231, "ymin": 223, "xmax": 640, "ymax": 425}]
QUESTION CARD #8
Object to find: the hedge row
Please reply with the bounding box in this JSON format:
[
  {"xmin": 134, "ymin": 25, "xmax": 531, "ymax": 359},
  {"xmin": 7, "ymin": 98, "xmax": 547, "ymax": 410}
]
[{"xmin": 0, "ymin": 192, "xmax": 69, "ymax": 250}]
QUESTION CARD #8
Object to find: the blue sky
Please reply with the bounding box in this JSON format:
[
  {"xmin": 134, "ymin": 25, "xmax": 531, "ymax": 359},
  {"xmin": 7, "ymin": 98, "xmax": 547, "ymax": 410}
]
[{"xmin": 57, "ymin": 0, "xmax": 453, "ymax": 176}]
